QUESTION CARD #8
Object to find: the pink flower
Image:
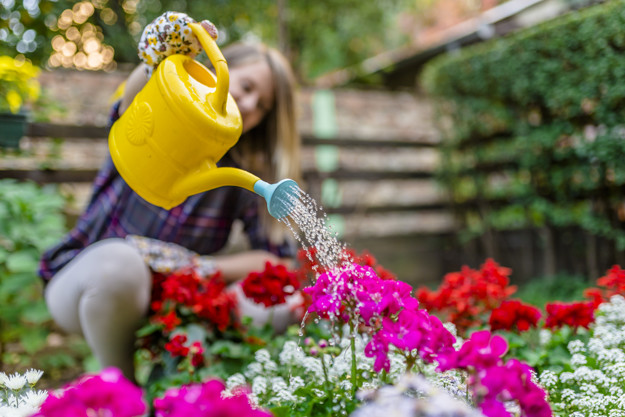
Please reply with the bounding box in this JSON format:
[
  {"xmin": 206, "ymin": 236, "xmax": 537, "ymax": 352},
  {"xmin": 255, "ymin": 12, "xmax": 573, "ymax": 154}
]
[
  {"xmin": 34, "ymin": 367, "xmax": 146, "ymax": 417},
  {"xmin": 154, "ymin": 379, "xmax": 272, "ymax": 417},
  {"xmin": 437, "ymin": 330, "xmax": 508, "ymax": 372}
]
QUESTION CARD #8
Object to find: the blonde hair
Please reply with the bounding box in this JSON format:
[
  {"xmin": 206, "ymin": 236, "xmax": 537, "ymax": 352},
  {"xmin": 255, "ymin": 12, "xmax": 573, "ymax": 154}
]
[{"xmin": 218, "ymin": 42, "xmax": 301, "ymax": 242}]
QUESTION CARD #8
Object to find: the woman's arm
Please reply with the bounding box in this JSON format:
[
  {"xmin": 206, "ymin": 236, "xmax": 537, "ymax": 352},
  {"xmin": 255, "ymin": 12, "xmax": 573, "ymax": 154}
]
[
  {"xmin": 213, "ymin": 250, "xmax": 293, "ymax": 284},
  {"xmin": 119, "ymin": 63, "xmax": 149, "ymax": 115}
]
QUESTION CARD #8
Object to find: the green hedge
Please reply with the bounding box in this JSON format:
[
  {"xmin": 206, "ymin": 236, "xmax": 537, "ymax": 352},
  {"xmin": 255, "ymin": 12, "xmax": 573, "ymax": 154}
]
[{"xmin": 421, "ymin": 0, "xmax": 625, "ymax": 249}]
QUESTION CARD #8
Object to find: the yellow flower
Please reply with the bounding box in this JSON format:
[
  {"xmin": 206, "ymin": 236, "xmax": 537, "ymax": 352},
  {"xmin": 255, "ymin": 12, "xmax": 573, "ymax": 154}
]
[
  {"xmin": 6, "ymin": 90, "xmax": 22, "ymax": 113},
  {"xmin": 174, "ymin": 23, "xmax": 180, "ymax": 32},
  {"xmin": 168, "ymin": 14, "xmax": 178, "ymax": 22},
  {"xmin": 0, "ymin": 55, "xmax": 40, "ymax": 113},
  {"xmin": 148, "ymin": 36, "xmax": 157, "ymax": 46}
]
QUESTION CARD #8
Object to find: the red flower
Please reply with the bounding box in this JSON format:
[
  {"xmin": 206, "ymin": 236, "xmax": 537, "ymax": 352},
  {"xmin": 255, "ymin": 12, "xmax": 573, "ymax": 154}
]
[
  {"xmin": 584, "ymin": 265, "xmax": 625, "ymax": 307},
  {"xmin": 189, "ymin": 341, "xmax": 204, "ymax": 367},
  {"xmin": 165, "ymin": 334, "xmax": 189, "ymax": 357},
  {"xmin": 416, "ymin": 259, "xmax": 517, "ymax": 336},
  {"xmin": 154, "ymin": 309, "xmax": 181, "ymax": 332},
  {"xmin": 489, "ymin": 300, "xmax": 542, "ymax": 333},
  {"xmin": 241, "ymin": 261, "xmax": 300, "ymax": 307},
  {"xmin": 544, "ymin": 301, "xmax": 595, "ymax": 331}
]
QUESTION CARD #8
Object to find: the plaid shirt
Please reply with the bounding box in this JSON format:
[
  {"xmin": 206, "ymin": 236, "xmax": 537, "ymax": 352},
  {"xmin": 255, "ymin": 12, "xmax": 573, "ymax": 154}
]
[{"xmin": 38, "ymin": 102, "xmax": 294, "ymax": 282}]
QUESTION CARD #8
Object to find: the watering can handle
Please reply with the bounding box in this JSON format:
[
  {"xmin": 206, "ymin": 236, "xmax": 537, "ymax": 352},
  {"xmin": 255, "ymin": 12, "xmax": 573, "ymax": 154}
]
[{"xmin": 189, "ymin": 22, "xmax": 229, "ymax": 116}]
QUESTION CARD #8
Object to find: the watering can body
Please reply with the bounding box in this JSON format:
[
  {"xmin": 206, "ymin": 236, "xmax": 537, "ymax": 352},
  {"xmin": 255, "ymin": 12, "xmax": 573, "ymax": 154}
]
[{"xmin": 109, "ymin": 23, "xmax": 299, "ymax": 218}]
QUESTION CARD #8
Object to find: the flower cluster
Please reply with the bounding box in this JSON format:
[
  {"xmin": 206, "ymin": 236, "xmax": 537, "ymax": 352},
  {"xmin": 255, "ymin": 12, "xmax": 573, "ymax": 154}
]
[
  {"xmin": 540, "ymin": 295, "xmax": 625, "ymax": 416},
  {"xmin": 164, "ymin": 334, "xmax": 204, "ymax": 367},
  {"xmin": 489, "ymin": 300, "xmax": 542, "ymax": 333},
  {"xmin": 241, "ymin": 261, "xmax": 300, "ymax": 307},
  {"xmin": 584, "ymin": 264, "xmax": 625, "ymax": 307},
  {"xmin": 416, "ymin": 259, "xmax": 517, "ymax": 334},
  {"xmin": 438, "ymin": 330, "xmax": 552, "ymax": 417},
  {"xmin": 150, "ymin": 267, "xmax": 237, "ymax": 332},
  {"xmin": 154, "ymin": 379, "xmax": 271, "ymax": 417},
  {"xmin": 0, "ymin": 369, "xmax": 47, "ymax": 417},
  {"xmin": 32, "ymin": 367, "xmax": 271, "ymax": 417},
  {"xmin": 304, "ymin": 263, "xmax": 456, "ymax": 373},
  {"xmin": 0, "ymin": 56, "xmax": 40, "ymax": 113},
  {"xmin": 351, "ymin": 373, "xmax": 483, "ymax": 417},
  {"xmin": 224, "ymin": 331, "xmax": 410, "ymax": 414},
  {"xmin": 34, "ymin": 367, "xmax": 146, "ymax": 417},
  {"xmin": 544, "ymin": 301, "xmax": 595, "ymax": 331}
]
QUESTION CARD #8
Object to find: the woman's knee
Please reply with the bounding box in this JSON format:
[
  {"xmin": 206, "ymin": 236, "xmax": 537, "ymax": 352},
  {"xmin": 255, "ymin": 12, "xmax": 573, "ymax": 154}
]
[{"xmin": 84, "ymin": 238, "xmax": 152, "ymax": 299}]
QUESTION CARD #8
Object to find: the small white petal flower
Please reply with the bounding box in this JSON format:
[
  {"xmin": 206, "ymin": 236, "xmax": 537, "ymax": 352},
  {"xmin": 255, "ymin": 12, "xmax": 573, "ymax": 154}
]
[
  {"xmin": 24, "ymin": 369, "xmax": 43, "ymax": 386},
  {"xmin": 225, "ymin": 373, "xmax": 246, "ymax": 391},
  {"xmin": 4, "ymin": 374, "xmax": 26, "ymax": 391}
]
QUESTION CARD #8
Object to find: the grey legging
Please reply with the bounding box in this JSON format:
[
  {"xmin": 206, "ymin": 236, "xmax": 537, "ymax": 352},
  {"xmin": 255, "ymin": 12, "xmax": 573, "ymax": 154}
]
[
  {"xmin": 45, "ymin": 238, "xmax": 151, "ymax": 380},
  {"xmin": 44, "ymin": 238, "xmax": 300, "ymax": 381}
]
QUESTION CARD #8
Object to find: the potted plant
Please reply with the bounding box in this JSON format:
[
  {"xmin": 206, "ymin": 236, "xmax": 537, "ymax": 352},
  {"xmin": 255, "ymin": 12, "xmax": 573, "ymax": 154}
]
[{"xmin": 0, "ymin": 55, "xmax": 40, "ymax": 148}]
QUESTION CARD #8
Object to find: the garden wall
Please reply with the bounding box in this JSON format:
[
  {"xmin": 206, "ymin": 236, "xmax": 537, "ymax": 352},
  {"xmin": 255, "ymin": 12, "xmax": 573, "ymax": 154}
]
[{"xmin": 420, "ymin": 0, "xmax": 625, "ymax": 280}]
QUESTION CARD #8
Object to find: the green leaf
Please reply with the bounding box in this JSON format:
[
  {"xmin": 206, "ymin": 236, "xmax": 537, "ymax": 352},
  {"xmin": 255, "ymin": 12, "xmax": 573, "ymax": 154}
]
[
  {"xmin": 6, "ymin": 251, "xmax": 37, "ymax": 273},
  {"xmin": 19, "ymin": 327, "xmax": 48, "ymax": 354}
]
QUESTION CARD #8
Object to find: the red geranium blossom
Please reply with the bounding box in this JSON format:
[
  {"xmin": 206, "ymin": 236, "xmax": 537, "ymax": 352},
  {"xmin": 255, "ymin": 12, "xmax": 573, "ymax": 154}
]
[
  {"xmin": 544, "ymin": 301, "xmax": 595, "ymax": 331},
  {"xmin": 489, "ymin": 299, "xmax": 542, "ymax": 333},
  {"xmin": 584, "ymin": 265, "xmax": 625, "ymax": 307},
  {"xmin": 241, "ymin": 261, "xmax": 300, "ymax": 307},
  {"xmin": 165, "ymin": 334, "xmax": 190, "ymax": 357},
  {"xmin": 151, "ymin": 268, "xmax": 237, "ymax": 332},
  {"xmin": 416, "ymin": 259, "xmax": 517, "ymax": 335}
]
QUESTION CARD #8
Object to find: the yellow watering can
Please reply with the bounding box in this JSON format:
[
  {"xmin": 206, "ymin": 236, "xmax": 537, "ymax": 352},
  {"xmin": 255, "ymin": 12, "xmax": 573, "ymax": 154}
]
[{"xmin": 109, "ymin": 23, "xmax": 298, "ymax": 219}]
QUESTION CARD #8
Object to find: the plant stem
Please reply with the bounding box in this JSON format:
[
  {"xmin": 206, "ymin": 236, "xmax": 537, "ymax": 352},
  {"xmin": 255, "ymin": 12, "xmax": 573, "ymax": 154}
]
[{"xmin": 350, "ymin": 321, "xmax": 357, "ymax": 397}]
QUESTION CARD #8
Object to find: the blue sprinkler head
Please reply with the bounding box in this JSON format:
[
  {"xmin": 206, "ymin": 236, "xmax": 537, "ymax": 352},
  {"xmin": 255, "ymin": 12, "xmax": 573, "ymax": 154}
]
[{"xmin": 253, "ymin": 179, "xmax": 300, "ymax": 220}]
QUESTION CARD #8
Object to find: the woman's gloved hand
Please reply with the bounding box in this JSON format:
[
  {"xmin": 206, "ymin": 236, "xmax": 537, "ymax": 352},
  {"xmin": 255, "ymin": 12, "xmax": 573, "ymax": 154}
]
[{"xmin": 138, "ymin": 11, "xmax": 218, "ymax": 77}]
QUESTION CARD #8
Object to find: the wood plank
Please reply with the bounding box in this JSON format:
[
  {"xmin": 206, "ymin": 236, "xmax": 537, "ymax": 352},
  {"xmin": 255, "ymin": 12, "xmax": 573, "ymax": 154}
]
[
  {"xmin": 26, "ymin": 123, "xmax": 109, "ymax": 139},
  {"xmin": 0, "ymin": 169, "xmax": 99, "ymax": 183}
]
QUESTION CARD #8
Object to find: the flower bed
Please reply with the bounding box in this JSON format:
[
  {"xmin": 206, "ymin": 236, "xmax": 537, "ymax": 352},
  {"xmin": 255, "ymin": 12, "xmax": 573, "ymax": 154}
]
[{"xmin": 3, "ymin": 253, "xmax": 625, "ymax": 417}]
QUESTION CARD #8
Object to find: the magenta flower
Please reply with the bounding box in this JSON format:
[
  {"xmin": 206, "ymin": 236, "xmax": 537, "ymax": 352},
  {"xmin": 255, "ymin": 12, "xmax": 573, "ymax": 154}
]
[
  {"xmin": 154, "ymin": 379, "xmax": 272, "ymax": 417},
  {"xmin": 437, "ymin": 330, "xmax": 508, "ymax": 372},
  {"xmin": 34, "ymin": 367, "xmax": 146, "ymax": 417}
]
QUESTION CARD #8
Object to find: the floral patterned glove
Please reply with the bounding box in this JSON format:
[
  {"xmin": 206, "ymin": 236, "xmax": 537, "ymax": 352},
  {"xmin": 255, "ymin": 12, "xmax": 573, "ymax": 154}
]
[{"xmin": 138, "ymin": 11, "xmax": 218, "ymax": 77}]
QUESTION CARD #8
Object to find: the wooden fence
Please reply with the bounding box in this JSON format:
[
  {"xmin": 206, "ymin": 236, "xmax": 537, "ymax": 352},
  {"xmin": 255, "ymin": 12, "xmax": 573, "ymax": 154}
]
[{"xmin": 0, "ymin": 122, "xmax": 457, "ymax": 285}]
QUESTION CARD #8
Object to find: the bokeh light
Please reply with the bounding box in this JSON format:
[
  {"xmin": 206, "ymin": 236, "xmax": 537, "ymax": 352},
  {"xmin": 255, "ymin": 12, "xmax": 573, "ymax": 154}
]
[{"xmin": 47, "ymin": 1, "xmax": 116, "ymax": 71}]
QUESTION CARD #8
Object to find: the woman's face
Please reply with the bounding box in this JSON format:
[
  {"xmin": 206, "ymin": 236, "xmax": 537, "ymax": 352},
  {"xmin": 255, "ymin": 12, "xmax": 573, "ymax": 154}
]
[{"xmin": 229, "ymin": 58, "xmax": 274, "ymax": 133}]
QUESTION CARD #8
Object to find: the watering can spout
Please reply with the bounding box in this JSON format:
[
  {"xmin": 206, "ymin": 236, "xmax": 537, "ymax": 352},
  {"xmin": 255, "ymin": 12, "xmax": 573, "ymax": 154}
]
[
  {"xmin": 253, "ymin": 179, "xmax": 300, "ymax": 220},
  {"xmin": 172, "ymin": 165, "xmax": 300, "ymax": 220}
]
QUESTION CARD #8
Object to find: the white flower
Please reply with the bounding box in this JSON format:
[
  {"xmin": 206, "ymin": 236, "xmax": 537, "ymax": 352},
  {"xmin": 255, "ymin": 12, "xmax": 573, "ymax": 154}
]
[
  {"xmin": 4, "ymin": 374, "xmax": 26, "ymax": 390},
  {"xmin": 539, "ymin": 370, "xmax": 558, "ymax": 389},
  {"xmin": 245, "ymin": 362, "xmax": 263, "ymax": 378},
  {"xmin": 251, "ymin": 376, "xmax": 267, "ymax": 396},
  {"xmin": 225, "ymin": 373, "xmax": 246, "ymax": 391},
  {"xmin": 19, "ymin": 390, "xmax": 48, "ymax": 408},
  {"xmin": 0, "ymin": 372, "xmax": 8, "ymax": 387},
  {"xmin": 278, "ymin": 341, "xmax": 305, "ymax": 366},
  {"xmin": 254, "ymin": 349, "xmax": 271, "ymax": 364},
  {"xmin": 568, "ymin": 339, "xmax": 586, "ymax": 354},
  {"xmin": 24, "ymin": 369, "xmax": 43, "ymax": 386},
  {"xmin": 263, "ymin": 360, "xmax": 278, "ymax": 373},
  {"xmin": 571, "ymin": 353, "xmax": 588, "ymax": 367},
  {"xmin": 539, "ymin": 329, "xmax": 552, "ymax": 346}
]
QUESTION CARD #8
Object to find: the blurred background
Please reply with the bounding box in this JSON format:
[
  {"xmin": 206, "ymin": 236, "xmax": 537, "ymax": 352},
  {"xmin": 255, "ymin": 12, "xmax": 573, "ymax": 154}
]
[{"xmin": 1, "ymin": 0, "xmax": 621, "ymax": 288}]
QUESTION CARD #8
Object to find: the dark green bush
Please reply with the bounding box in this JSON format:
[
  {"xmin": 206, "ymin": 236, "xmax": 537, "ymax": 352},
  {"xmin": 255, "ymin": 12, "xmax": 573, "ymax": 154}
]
[{"xmin": 422, "ymin": 0, "xmax": 625, "ymax": 249}]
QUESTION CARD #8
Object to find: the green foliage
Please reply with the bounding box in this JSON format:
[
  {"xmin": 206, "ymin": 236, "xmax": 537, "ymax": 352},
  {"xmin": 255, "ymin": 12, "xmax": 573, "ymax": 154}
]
[
  {"xmin": 422, "ymin": 0, "xmax": 625, "ymax": 249},
  {"xmin": 0, "ymin": 179, "xmax": 66, "ymax": 368},
  {"xmin": 1, "ymin": 0, "xmax": 410, "ymax": 81},
  {"xmin": 516, "ymin": 273, "xmax": 590, "ymax": 307}
]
